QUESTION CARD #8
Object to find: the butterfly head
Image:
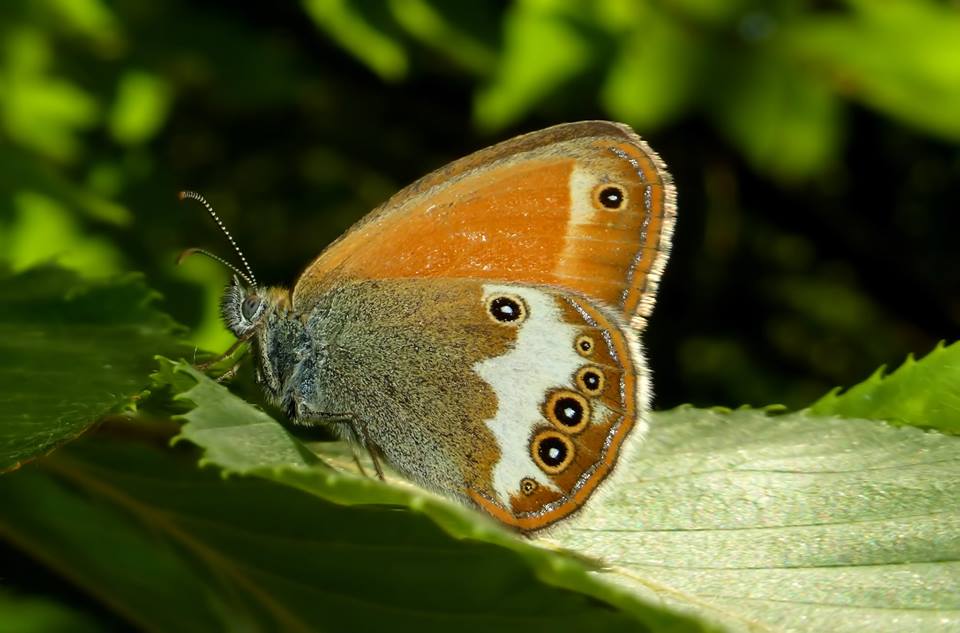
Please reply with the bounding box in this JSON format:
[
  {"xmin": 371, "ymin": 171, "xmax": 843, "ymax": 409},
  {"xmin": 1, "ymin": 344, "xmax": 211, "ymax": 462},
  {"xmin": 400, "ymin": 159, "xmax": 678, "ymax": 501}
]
[
  {"xmin": 219, "ymin": 276, "xmax": 307, "ymax": 405},
  {"xmin": 219, "ymin": 275, "xmax": 282, "ymax": 338}
]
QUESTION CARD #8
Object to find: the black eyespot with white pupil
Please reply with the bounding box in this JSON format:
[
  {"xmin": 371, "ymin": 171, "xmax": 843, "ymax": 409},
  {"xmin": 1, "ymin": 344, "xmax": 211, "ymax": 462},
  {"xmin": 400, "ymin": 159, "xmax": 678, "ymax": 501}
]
[
  {"xmin": 538, "ymin": 436, "xmax": 568, "ymax": 467},
  {"xmin": 582, "ymin": 372, "xmax": 600, "ymax": 390},
  {"xmin": 531, "ymin": 431, "xmax": 574, "ymax": 473},
  {"xmin": 576, "ymin": 335, "xmax": 595, "ymax": 356},
  {"xmin": 520, "ymin": 478, "xmax": 538, "ymax": 496},
  {"xmin": 241, "ymin": 296, "xmax": 261, "ymax": 321},
  {"xmin": 554, "ymin": 397, "xmax": 584, "ymax": 427},
  {"xmin": 599, "ymin": 185, "xmax": 625, "ymax": 209},
  {"xmin": 582, "ymin": 371, "xmax": 600, "ymax": 390},
  {"xmin": 575, "ymin": 366, "xmax": 605, "ymax": 397},
  {"xmin": 489, "ymin": 296, "xmax": 523, "ymax": 323}
]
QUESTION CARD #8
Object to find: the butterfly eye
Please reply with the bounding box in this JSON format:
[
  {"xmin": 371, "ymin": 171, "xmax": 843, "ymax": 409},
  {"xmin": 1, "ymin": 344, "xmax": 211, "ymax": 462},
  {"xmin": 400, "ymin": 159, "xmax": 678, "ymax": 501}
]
[
  {"xmin": 595, "ymin": 184, "xmax": 626, "ymax": 210},
  {"xmin": 544, "ymin": 390, "xmax": 590, "ymax": 434},
  {"xmin": 531, "ymin": 431, "xmax": 574, "ymax": 474},
  {"xmin": 486, "ymin": 294, "xmax": 526, "ymax": 324},
  {"xmin": 575, "ymin": 367, "xmax": 605, "ymax": 396},
  {"xmin": 241, "ymin": 296, "xmax": 262, "ymax": 322},
  {"xmin": 575, "ymin": 335, "xmax": 595, "ymax": 356}
]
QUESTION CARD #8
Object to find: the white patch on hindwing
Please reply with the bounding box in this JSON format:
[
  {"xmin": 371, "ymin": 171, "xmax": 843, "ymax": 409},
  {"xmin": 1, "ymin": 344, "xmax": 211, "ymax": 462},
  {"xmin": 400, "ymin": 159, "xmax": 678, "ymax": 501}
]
[{"xmin": 473, "ymin": 284, "xmax": 587, "ymax": 504}]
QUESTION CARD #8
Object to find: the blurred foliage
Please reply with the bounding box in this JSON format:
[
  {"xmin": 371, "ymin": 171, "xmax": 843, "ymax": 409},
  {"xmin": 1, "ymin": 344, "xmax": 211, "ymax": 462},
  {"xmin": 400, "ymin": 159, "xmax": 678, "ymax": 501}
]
[
  {"xmin": 0, "ymin": 0, "xmax": 956, "ymax": 411},
  {"xmin": 0, "ymin": 591, "xmax": 103, "ymax": 633}
]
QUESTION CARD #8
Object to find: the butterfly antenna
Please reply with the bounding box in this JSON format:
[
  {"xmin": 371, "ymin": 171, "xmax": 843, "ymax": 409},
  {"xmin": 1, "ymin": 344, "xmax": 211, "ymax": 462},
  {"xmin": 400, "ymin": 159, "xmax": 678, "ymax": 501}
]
[
  {"xmin": 176, "ymin": 247, "xmax": 256, "ymax": 288},
  {"xmin": 178, "ymin": 190, "xmax": 258, "ymax": 287}
]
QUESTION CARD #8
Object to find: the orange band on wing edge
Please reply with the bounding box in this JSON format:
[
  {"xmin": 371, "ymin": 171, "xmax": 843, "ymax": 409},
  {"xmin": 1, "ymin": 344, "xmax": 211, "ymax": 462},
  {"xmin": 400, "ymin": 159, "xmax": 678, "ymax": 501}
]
[{"xmin": 467, "ymin": 409, "xmax": 634, "ymax": 532}]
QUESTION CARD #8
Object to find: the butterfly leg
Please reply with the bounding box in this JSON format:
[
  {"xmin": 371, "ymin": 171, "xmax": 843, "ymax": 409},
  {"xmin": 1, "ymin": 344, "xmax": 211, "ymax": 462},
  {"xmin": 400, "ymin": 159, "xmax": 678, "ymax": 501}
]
[
  {"xmin": 298, "ymin": 407, "xmax": 386, "ymax": 482},
  {"xmin": 345, "ymin": 418, "xmax": 385, "ymax": 481},
  {"xmin": 214, "ymin": 361, "xmax": 242, "ymax": 383},
  {"xmin": 350, "ymin": 450, "xmax": 370, "ymax": 478},
  {"xmin": 195, "ymin": 338, "xmax": 245, "ymax": 370}
]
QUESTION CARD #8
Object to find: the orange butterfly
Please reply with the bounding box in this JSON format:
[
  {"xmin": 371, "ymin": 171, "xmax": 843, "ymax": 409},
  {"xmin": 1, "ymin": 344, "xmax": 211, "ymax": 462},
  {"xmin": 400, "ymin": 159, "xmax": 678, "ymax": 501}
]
[{"xmin": 187, "ymin": 121, "xmax": 676, "ymax": 532}]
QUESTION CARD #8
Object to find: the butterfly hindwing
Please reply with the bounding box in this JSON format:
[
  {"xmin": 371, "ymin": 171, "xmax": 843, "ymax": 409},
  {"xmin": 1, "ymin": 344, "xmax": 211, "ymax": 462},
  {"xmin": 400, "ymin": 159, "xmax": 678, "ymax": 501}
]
[
  {"xmin": 300, "ymin": 277, "xmax": 644, "ymax": 530},
  {"xmin": 466, "ymin": 283, "xmax": 644, "ymax": 529}
]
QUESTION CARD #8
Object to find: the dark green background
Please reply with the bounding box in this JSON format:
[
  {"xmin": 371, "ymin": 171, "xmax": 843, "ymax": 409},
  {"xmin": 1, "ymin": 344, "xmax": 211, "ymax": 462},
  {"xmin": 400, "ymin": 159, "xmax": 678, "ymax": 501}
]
[{"xmin": 1, "ymin": 0, "xmax": 957, "ymax": 410}]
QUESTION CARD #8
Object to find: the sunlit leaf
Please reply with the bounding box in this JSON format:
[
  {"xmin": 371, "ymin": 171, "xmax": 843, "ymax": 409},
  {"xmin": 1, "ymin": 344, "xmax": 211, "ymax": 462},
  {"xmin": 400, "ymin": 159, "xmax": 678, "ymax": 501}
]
[
  {"xmin": 589, "ymin": 0, "xmax": 644, "ymax": 31},
  {"xmin": 785, "ymin": 0, "xmax": 960, "ymax": 141},
  {"xmin": 43, "ymin": 0, "xmax": 122, "ymax": 47},
  {"xmin": 474, "ymin": 0, "xmax": 591, "ymax": 131},
  {"xmin": 661, "ymin": 0, "xmax": 753, "ymax": 27},
  {"xmin": 602, "ymin": 10, "xmax": 703, "ymax": 130},
  {"xmin": 159, "ymin": 359, "xmax": 959, "ymax": 632},
  {"xmin": 550, "ymin": 407, "xmax": 960, "ymax": 633},
  {"xmin": 388, "ymin": 0, "xmax": 495, "ymax": 75},
  {"xmin": 302, "ymin": 0, "xmax": 408, "ymax": 81},
  {"xmin": 0, "ymin": 28, "xmax": 99, "ymax": 160},
  {"xmin": 0, "ymin": 268, "xmax": 188, "ymax": 472},
  {"xmin": 0, "ymin": 591, "xmax": 102, "ymax": 633},
  {"xmin": 810, "ymin": 341, "xmax": 960, "ymax": 434},
  {"xmin": 709, "ymin": 49, "xmax": 842, "ymax": 180},
  {"xmin": 109, "ymin": 70, "xmax": 173, "ymax": 146},
  {"xmin": 152, "ymin": 359, "xmax": 708, "ymax": 630},
  {"xmin": 170, "ymin": 253, "xmax": 234, "ymax": 354},
  {"xmin": 0, "ymin": 146, "xmax": 131, "ymax": 226},
  {"xmin": 4, "ymin": 191, "xmax": 123, "ymax": 276}
]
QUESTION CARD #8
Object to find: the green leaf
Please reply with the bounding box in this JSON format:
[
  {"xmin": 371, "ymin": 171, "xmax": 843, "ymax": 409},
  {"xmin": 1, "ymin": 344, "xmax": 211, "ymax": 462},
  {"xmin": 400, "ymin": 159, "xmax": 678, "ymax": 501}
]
[
  {"xmin": 43, "ymin": 0, "xmax": 122, "ymax": 46},
  {"xmin": 810, "ymin": 341, "xmax": 960, "ymax": 434},
  {"xmin": 160, "ymin": 358, "xmax": 704, "ymax": 630},
  {"xmin": 302, "ymin": 0, "xmax": 408, "ymax": 81},
  {"xmin": 709, "ymin": 49, "xmax": 842, "ymax": 181},
  {"xmin": 602, "ymin": 10, "xmax": 703, "ymax": 130},
  {"xmin": 388, "ymin": 0, "xmax": 496, "ymax": 75},
  {"xmin": 3, "ymin": 191, "xmax": 123, "ymax": 276},
  {"xmin": 160, "ymin": 360, "xmax": 960, "ymax": 632},
  {"xmin": 0, "ymin": 436, "xmax": 703, "ymax": 633},
  {"xmin": 108, "ymin": 70, "xmax": 173, "ymax": 146},
  {"xmin": 168, "ymin": 253, "xmax": 235, "ymax": 356},
  {"xmin": 0, "ymin": 145, "xmax": 131, "ymax": 227},
  {"xmin": 0, "ymin": 441, "xmax": 301, "ymax": 633},
  {"xmin": 551, "ymin": 407, "xmax": 960, "ymax": 633},
  {"xmin": 784, "ymin": 0, "xmax": 960, "ymax": 141},
  {"xmin": 474, "ymin": 0, "xmax": 591, "ymax": 131},
  {"xmin": 0, "ymin": 28, "xmax": 100, "ymax": 161},
  {"xmin": 656, "ymin": 0, "xmax": 751, "ymax": 27},
  {"xmin": 0, "ymin": 591, "xmax": 103, "ymax": 633},
  {"xmin": 0, "ymin": 267, "xmax": 188, "ymax": 472}
]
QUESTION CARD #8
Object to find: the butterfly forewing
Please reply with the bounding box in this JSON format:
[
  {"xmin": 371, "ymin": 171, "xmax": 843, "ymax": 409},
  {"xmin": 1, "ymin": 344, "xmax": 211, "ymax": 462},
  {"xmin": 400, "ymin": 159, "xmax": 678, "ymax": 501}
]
[{"xmin": 293, "ymin": 121, "xmax": 676, "ymax": 328}]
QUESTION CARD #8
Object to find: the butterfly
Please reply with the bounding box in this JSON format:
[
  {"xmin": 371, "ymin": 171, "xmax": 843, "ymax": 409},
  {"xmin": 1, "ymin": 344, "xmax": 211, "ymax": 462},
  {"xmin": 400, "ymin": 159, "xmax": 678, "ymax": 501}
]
[{"xmin": 183, "ymin": 121, "xmax": 676, "ymax": 532}]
